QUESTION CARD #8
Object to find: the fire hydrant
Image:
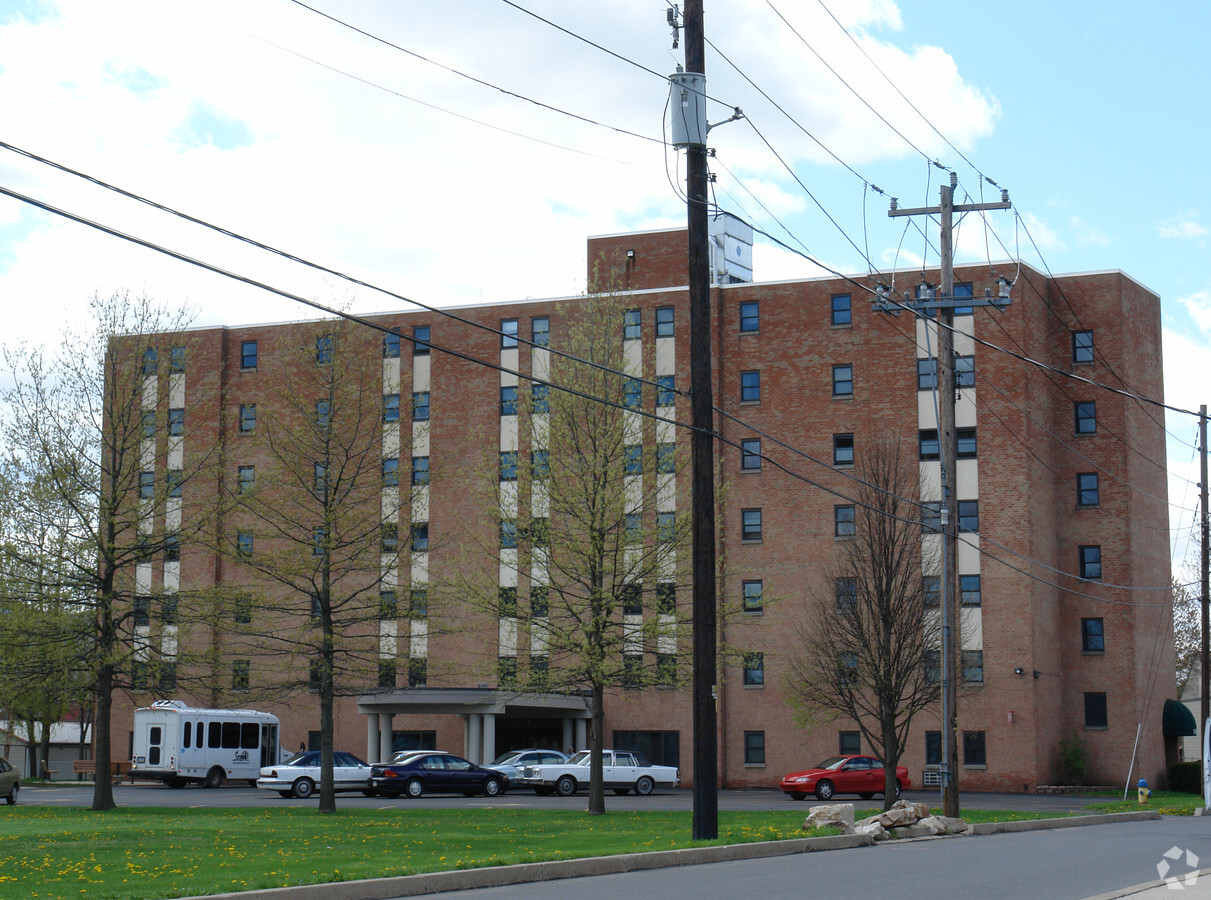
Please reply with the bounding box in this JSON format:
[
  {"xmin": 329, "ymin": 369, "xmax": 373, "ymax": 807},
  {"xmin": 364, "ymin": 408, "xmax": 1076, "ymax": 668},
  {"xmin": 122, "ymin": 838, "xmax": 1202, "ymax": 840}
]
[{"xmin": 1138, "ymin": 778, "xmax": 1151, "ymax": 803}]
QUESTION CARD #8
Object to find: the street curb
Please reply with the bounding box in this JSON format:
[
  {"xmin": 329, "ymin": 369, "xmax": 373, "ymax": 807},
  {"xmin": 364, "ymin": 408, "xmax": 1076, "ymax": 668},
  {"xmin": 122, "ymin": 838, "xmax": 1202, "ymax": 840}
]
[
  {"xmin": 967, "ymin": 810, "xmax": 1160, "ymax": 835},
  {"xmin": 189, "ymin": 834, "xmax": 874, "ymax": 900}
]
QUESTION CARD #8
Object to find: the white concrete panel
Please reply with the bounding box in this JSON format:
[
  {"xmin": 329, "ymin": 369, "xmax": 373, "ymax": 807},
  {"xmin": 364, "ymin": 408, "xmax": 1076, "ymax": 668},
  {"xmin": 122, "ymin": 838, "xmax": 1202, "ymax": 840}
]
[
  {"xmin": 163, "ymin": 561, "xmax": 179, "ymax": 593},
  {"xmin": 499, "ymin": 548, "xmax": 519, "ymax": 587},
  {"xmin": 624, "ymin": 614, "xmax": 642, "ymax": 653},
  {"xmin": 624, "ymin": 547, "xmax": 641, "ymax": 579},
  {"xmin": 134, "ymin": 627, "xmax": 150, "ymax": 659},
  {"xmin": 919, "ymin": 462, "xmax": 941, "ymax": 502},
  {"xmin": 141, "ymin": 439, "xmax": 155, "ymax": 469},
  {"xmin": 915, "ymin": 318, "xmax": 938, "ymax": 358},
  {"xmin": 411, "ymin": 485, "xmax": 429, "ymax": 524},
  {"xmin": 142, "ymin": 375, "xmax": 157, "ymax": 409},
  {"xmin": 381, "ymin": 567, "xmax": 398, "ymax": 591},
  {"xmin": 161, "ymin": 625, "xmax": 178, "ymax": 659},
  {"xmin": 956, "ymin": 391, "xmax": 978, "ymax": 428},
  {"xmin": 379, "ymin": 620, "xmax": 398, "ymax": 657},
  {"xmin": 499, "ymin": 481, "xmax": 519, "ymax": 515},
  {"xmin": 382, "ymin": 357, "xmax": 401, "ymax": 393},
  {"xmin": 921, "ymin": 534, "xmax": 942, "ymax": 567},
  {"xmin": 656, "ymin": 548, "xmax": 675, "ymax": 580},
  {"xmin": 656, "ymin": 473, "xmax": 676, "ymax": 512},
  {"xmin": 411, "ymin": 421, "xmax": 429, "ymax": 456},
  {"xmin": 382, "ymin": 488, "xmax": 401, "ymax": 524},
  {"xmin": 531, "ymin": 482, "xmax": 549, "ymax": 518},
  {"xmin": 657, "ymin": 614, "xmax": 676, "ymax": 654},
  {"xmin": 918, "ymin": 389, "xmax": 940, "ymax": 427},
  {"xmin": 165, "ymin": 498, "xmax": 182, "ymax": 531},
  {"xmin": 499, "ymin": 349, "xmax": 519, "ymax": 385},
  {"xmin": 411, "ymin": 355, "xmax": 429, "ymax": 392},
  {"xmin": 500, "ymin": 415, "xmax": 519, "ymax": 451},
  {"xmin": 410, "ymin": 622, "xmax": 428, "ymax": 658},
  {"xmin": 499, "ymin": 617, "xmax": 518, "ymax": 656},
  {"xmin": 167, "ymin": 436, "xmax": 183, "ymax": 469},
  {"xmin": 138, "ymin": 500, "xmax": 153, "ymax": 532},
  {"xmin": 624, "ymin": 412, "xmax": 642, "ymax": 445},
  {"xmin": 531, "ymin": 414, "xmax": 548, "ymax": 449},
  {"xmin": 533, "ymin": 348, "xmax": 550, "ymax": 382},
  {"xmin": 956, "ymin": 459, "xmax": 979, "ymax": 497},
  {"xmin": 169, "ymin": 373, "xmax": 185, "ymax": 407},
  {"xmin": 624, "ymin": 340, "xmax": 642, "ymax": 374},
  {"xmin": 655, "ymin": 336, "xmax": 675, "ymax": 376},
  {"xmin": 410, "ymin": 552, "xmax": 429, "ymax": 584},
  {"xmin": 530, "ymin": 619, "xmax": 549, "ymax": 654},
  {"xmin": 531, "ymin": 547, "xmax": 549, "ymax": 584},
  {"xmin": 960, "ymin": 607, "xmax": 983, "ymax": 650},
  {"xmin": 957, "ymin": 534, "xmax": 981, "ymax": 572},
  {"xmin": 954, "ymin": 323, "xmax": 975, "ymax": 356},
  {"xmin": 656, "ymin": 417, "xmax": 675, "ymax": 444},
  {"xmin": 382, "ymin": 425, "xmax": 400, "ymax": 458},
  {"xmin": 625, "ymin": 475, "xmax": 642, "ymax": 513}
]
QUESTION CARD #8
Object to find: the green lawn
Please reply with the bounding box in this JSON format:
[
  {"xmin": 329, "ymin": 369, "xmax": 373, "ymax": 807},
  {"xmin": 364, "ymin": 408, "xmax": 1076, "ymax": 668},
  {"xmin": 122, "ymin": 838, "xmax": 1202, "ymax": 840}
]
[
  {"xmin": 0, "ymin": 799, "xmax": 1148, "ymax": 900},
  {"xmin": 1083, "ymin": 789, "xmax": 1204, "ymax": 816}
]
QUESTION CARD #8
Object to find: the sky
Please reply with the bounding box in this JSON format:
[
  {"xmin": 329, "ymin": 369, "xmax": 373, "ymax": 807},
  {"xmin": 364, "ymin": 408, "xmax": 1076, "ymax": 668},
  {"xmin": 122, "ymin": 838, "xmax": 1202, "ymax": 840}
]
[{"xmin": 0, "ymin": 0, "xmax": 1207, "ymax": 576}]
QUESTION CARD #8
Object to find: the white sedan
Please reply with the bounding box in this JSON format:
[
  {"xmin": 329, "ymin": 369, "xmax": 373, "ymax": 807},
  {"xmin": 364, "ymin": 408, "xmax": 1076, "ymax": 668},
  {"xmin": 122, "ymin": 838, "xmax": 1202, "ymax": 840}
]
[{"xmin": 256, "ymin": 750, "xmax": 375, "ymax": 798}]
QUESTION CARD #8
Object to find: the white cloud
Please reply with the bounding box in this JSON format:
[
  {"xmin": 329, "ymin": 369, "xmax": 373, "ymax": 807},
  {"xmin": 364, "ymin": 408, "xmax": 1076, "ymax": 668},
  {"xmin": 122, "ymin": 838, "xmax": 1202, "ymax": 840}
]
[
  {"xmin": 1177, "ymin": 290, "xmax": 1211, "ymax": 338},
  {"xmin": 1069, "ymin": 216, "xmax": 1110, "ymax": 247},
  {"xmin": 1018, "ymin": 212, "xmax": 1064, "ymax": 253},
  {"xmin": 1158, "ymin": 214, "xmax": 1207, "ymax": 240}
]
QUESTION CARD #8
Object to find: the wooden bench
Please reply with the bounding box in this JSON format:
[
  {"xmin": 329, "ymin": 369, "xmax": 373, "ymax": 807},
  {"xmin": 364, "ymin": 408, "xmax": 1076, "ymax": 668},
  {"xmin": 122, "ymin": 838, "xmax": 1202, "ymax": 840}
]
[{"xmin": 72, "ymin": 759, "xmax": 134, "ymax": 784}]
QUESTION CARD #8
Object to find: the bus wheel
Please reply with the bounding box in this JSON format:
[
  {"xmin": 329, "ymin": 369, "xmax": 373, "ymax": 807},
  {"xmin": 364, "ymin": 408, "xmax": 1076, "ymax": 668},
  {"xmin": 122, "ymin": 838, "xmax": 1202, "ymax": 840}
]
[
  {"xmin": 164, "ymin": 777, "xmax": 186, "ymax": 789},
  {"xmin": 204, "ymin": 767, "xmax": 224, "ymax": 789}
]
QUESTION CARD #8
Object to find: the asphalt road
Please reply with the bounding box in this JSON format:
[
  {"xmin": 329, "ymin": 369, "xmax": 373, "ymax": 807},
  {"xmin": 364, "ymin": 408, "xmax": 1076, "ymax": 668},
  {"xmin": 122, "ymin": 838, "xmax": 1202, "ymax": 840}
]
[{"xmin": 24, "ymin": 780, "xmax": 1104, "ymax": 813}]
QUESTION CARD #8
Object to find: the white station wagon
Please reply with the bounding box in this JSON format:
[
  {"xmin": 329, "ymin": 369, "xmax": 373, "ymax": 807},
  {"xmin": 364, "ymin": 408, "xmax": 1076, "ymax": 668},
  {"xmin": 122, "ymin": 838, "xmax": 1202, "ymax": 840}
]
[{"xmin": 511, "ymin": 749, "xmax": 679, "ymax": 796}]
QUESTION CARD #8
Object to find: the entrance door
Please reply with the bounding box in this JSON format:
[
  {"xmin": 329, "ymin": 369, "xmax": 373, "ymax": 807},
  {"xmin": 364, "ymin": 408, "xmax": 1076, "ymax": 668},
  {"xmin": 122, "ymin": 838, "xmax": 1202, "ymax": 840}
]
[{"xmin": 261, "ymin": 724, "xmax": 278, "ymax": 767}]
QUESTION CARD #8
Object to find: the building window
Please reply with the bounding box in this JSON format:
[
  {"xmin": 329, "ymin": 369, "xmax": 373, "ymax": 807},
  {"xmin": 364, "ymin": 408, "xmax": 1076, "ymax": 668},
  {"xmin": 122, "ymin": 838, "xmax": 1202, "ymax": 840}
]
[
  {"xmin": 744, "ymin": 731, "xmax": 765, "ymax": 765},
  {"xmin": 313, "ymin": 463, "xmax": 327, "ymax": 497},
  {"xmin": 917, "ymin": 358, "xmax": 937, "ymax": 391},
  {"xmin": 623, "ymin": 378, "xmax": 641, "ymax": 409},
  {"xmin": 530, "ymin": 518, "xmax": 550, "ymax": 548},
  {"xmin": 141, "ymin": 410, "xmax": 156, "ymax": 438},
  {"xmin": 531, "ymin": 450, "xmax": 550, "ymax": 480},
  {"xmin": 232, "ymin": 660, "xmax": 250, "ymax": 692},
  {"xmin": 963, "ymin": 731, "xmax": 986, "ymax": 766},
  {"xmin": 833, "ymin": 433, "xmax": 854, "ymax": 466},
  {"xmin": 962, "ymin": 650, "xmax": 983, "ymax": 684},
  {"xmin": 501, "ymin": 319, "xmax": 519, "ymax": 349},
  {"xmin": 623, "ymin": 309, "xmax": 641, "ymax": 341},
  {"xmin": 133, "ymin": 596, "xmax": 150, "ymax": 627},
  {"xmin": 379, "ymin": 590, "xmax": 398, "ymax": 619},
  {"xmin": 501, "ymin": 386, "xmax": 519, "ymax": 416},
  {"xmin": 498, "ymin": 656, "xmax": 518, "ymax": 688},
  {"xmin": 922, "ymin": 501, "xmax": 941, "ymax": 533},
  {"xmin": 831, "ymin": 293, "xmax": 851, "ymax": 326},
  {"xmin": 411, "ymin": 523, "xmax": 429, "ymax": 553},
  {"xmin": 234, "ymin": 594, "xmax": 252, "ymax": 625},
  {"xmin": 924, "ymin": 650, "xmax": 940, "ymax": 683},
  {"xmin": 412, "ymin": 391, "xmax": 430, "ymax": 421},
  {"xmin": 167, "ymin": 408, "xmax": 184, "ymax": 437},
  {"xmin": 837, "ymin": 652, "xmax": 858, "ymax": 688},
  {"xmin": 1072, "ymin": 330, "xmax": 1094, "ymax": 364},
  {"xmin": 958, "ymin": 500, "xmax": 979, "ymax": 533},
  {"xmin": 620, "ymin": 584, "xmax": 642, "ymax": 615},
  {"xmin": 919, "ymin": 429, "xmax": 940, "ymax": 461},
  {"xmin": 1079, "ymin": 545, "xmax": 1102, "ymax": 580},
  {"xmin": 740, "ymin": 370, "xmax": 760, "ymax": 403},
  {"xmin": 531, "ymin": 382, "xmax": 550, "ymax": 413},
  {"xmin": 1075, "ymin": 401, "xmax": 1096, "ymax": 434},
  {"xmin": 655, "ymin": 443, "xmax": 674, "ymax": 474},
  {"xmin": 739, "ymin": 301, "xmax": 759, "ymax": 333},
  {"xmin": 1082, "ymin": 617, "xmax": 1105, "ymax": 653},
  {"xmin": 624, "ymin": 444, "xmax": 642, "ymax": 476},
  {"xmin": 741, "ymin": 508, "xmax": 762, "ymax": 542},
  {"xmin": 1077, "ymin": 472, "xmax": 1099, "ymax": 506},
  {"xmin": 624, "ymin": 512, "xmax": 641, "ymax": 544},
  {"xmin": 413, "ymin": 325, "xmax": 431, "ymax": 356},
  {"xmin": 163, "ymin": 533, "xmax": 180, "ymax": 563},
  {"xmin": 315, "ymin": 335, "xmax": 333, "ymax": 365},
  {"xmin": 141, "ymin": 347, "xmax": 158, "ymax": 375},
  {"xmin": 383, "ymin": 393, "xmax": 400, "ymax": 423},
  {"xmin": 655, "ymin": 306, "xmax": 674, "ymax": 338},
  {"xmin": 381, "ymin": 524, "xmax": 399, "ymax": 554},
  {"xmin": 404, "ymin": 456, "xmax": 425, "ymax": 487},
  {"xmin": 169, "ymin": 346, "xmax": 185, "ymax": 373},
  {"xmin": 383, "ymin": 328, "xmax": 400, "ymax": 358},
  {"xmin": 167, "ymin": 469, "xmax": 183, "ymax": 499},
  {"xmin": 236, "ymin": 531, "xmax": 253, "ymax": 559},
  {"xmin": 956, "ymin": 428, "xmax": 977, "ymax": 459},
  {"xmin": 655, "ymin": 583, "xmax": 675, "ymax": 614},
  {"xmin": 382, "ymin": 458, "xmax": 399, "ymax": 488},
  {"xmin": 1084, "ymin": 692, "xmax": 1108, "ymax": 728},
  {"xmin": 923, "ymin": 575, "xmax": 940, "ymax": 607},
  {"xmin": 499, "ymin": 520, "xmax": 517, "ymax": 550},
  {"xmin": 238, "ymin": 404, "xmax": 256, "ymax": 433},
  {"xmin": 378, "ymin": 660, "xmax": 396, "ymax": 689},
  {"xmin": 139, "ymin": 471, "xmax": 154, "ymax": 499},
  {"xmin": 839, "ymin": 731, "xmax": 860, "ymax": 755},
  {"xmin": 960, "ymin": 574, "xmax": 981, "ymax": 606},
  {"xmin": 835, "ymin": 577, "xmax": 857, "ymax": 610},
  {"xmin": 656, "ymin": 512, "xmax": 675, "ymax": 543},
  {"xmin": 834, "ymin": 505, "xmax": 855, "ymax": 537},
  {"xmin": 312, "ymin": 526, "xmax": 327, "ymax": 557},
  {"xmin": 410, "ymin": 588, "xmax": 428, "ymax": 619},
  {"xmin": 742, "ymin": 580, "xmax": 763, "ymax": 613},
  {"xmin": 499, "ymin": 586, "xmax": 519, "ymax": 616},
  {"xmin": 832, "ymin": 364, "xmax": 853, "ymax": 397},
  {"xmin": 531, "ymin": 585, "xmax": 550, "ymax": 617},
  {"xmin": 740, "ymin": 438, "xmax": 761, "ymax": 471},
  {"xmin": 500, "ymin": 451, "xmax": 519, "ymax": 482},
  {"xmin": 408, "ymin": 657, "xmax": 427, "ymax": 687},
  {"xmin": 656, "ymin": 375, "xmax": 675, "ymax": 407},
  {"xmin": 309, "ymin": 660, "xmax": 322, "ymax": 692},
  {"xmin": 956, "ymin": 355, "xmax": 975, "ymax": 388},
  {"xmin": 743, "ymin": 652, "xmax": 764, "ymax": 686},
  {"xmin": 925, "ymin": 731, "xmax": 941, "ymax": 766},
  {"xmin": 531, "ymin": 316, "xmax": 550, "ymax": 347},
  {"xmin": 953, "ymin": 282, "xmax": 973, "ymax": 316},
  {"xmin": 241, "ymin": 341, "xmax": 258, "ymax": 369},
  {"xmin": 529, "ymin": 655, "xmax": 549, "ymax": 689}
]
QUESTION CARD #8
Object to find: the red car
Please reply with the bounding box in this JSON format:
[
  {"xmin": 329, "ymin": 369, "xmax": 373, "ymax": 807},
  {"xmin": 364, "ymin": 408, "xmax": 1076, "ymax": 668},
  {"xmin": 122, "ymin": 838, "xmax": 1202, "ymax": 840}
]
[{"xmin": 779, "ymin": 754, "xmax": 908, "ymax": 801}]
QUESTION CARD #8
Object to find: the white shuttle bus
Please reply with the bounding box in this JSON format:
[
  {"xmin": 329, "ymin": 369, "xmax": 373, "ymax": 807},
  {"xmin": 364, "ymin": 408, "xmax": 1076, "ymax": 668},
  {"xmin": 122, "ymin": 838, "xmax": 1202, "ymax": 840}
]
[{"xmin": 130, "ymin": 699, "xmax": 282, "ymax": 788}]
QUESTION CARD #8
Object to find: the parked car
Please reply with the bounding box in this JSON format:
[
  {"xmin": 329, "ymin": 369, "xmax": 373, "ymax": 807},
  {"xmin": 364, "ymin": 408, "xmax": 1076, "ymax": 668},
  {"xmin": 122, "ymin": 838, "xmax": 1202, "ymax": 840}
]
[
  {"xmin": 511, "ymin": 749, "xmax": 679, "ymax": 796},
  {"xmin": 484, "ymin": 749, "xmax": 568, "ymax": 782},
  {"xmin": 256, "ymin": 750, "xmax": 374, "ymax": 799},
  {"xmin": 370, "ymin": 752, "xmax": 507, "ymax": 798},
  {"xmin": 0, "ymin": 756, "xmax": 18, "ymax": 805},
  {"xmin": 779, "ymin": 755, "xmax": 908, "ymax": 801}
]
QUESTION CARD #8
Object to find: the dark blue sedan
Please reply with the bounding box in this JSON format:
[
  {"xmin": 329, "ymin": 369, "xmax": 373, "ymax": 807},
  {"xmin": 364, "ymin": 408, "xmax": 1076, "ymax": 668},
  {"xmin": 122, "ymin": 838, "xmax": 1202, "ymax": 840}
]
[{"xmin": 370, "ymin": 752, "xmax": 507, "ymax": 798}]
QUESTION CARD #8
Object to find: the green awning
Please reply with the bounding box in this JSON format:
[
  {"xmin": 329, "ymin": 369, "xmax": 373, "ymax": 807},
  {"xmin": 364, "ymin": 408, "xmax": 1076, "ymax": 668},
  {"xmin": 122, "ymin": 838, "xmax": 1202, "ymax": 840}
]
[{"xmin": 1163, "ymin": 698, "xmax": 1198, "ymax": 737}]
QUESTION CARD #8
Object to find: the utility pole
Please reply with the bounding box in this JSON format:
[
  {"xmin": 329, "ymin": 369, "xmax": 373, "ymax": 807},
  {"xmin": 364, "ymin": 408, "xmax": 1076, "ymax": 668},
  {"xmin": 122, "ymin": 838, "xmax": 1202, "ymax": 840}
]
[
  {"xmin": 1199, "ymin": 405, "xmax": 1208, "ymax": 735},
  {"xmin": 884, "ymin": 172, "xmax": 1010, "ymax": 818},
  {"xmin": 678, "ymin": 0, "xmax": 719, "ymax": 841}
]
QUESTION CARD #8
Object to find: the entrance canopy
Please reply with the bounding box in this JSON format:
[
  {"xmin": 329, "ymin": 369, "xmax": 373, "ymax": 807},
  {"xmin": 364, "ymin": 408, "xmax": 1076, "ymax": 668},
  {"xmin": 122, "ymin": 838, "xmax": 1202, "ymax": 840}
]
[{"xmin": 1163, "ymin": 698, "xmax": 1198, "ymax": 737}]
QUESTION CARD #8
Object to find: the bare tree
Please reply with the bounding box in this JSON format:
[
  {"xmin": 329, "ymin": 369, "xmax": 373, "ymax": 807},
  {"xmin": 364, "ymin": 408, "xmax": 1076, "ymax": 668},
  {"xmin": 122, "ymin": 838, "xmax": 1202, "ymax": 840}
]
[
  {"xmin": 1, "ymin": 291, "xmax": 206, "ymax": 810},
  {"xmin": 1173, "ymin": 570, "xmax": 1201, "ymax": 697},
  {"xmin": 785, "ymin": 439, "xmax": 941, "ymax": 811},
  {"xmin": 450, "ymin": 290, "xmax": 691, "ymax": 815}
]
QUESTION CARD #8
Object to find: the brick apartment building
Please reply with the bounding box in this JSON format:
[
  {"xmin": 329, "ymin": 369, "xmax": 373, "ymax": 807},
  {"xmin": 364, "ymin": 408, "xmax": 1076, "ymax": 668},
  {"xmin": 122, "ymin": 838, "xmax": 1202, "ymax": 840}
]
[{"xmin": 113, "ymin": 219, "xmax": 1177, "ymax": 791}]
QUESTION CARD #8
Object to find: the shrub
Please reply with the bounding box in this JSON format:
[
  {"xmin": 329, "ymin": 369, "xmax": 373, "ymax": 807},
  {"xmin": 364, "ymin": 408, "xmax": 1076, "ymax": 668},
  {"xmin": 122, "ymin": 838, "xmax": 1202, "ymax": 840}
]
[
  {"xmin": 1169, "ymin": 761, "xmax": 1202, "ymax": 795},
  {"xmin": 1058, "ymin": 735, "xmax": 1088, "ymax": 785}
]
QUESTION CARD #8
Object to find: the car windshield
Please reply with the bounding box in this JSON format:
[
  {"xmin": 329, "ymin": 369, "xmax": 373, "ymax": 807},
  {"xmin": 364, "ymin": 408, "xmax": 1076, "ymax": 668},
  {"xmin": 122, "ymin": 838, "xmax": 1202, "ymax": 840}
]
[
  {"xmin": 283, "ymin": 752, "xmax": 313, "ymax": 766},
  {"xmin": 491, "ymin": 751, "xmax": 521, "ymax": 765},
  {"xmin": 568, "ymin": 751, "xmax": 591, "ymax": 766},
  {"xmin": 816, "ymin": 757, "xmax": 847, "ymax": 770}
]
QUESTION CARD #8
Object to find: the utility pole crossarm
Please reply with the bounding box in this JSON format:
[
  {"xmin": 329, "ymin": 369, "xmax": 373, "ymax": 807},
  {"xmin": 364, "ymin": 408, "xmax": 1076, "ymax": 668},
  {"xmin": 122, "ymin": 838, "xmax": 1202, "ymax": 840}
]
[{"xmin": 889, "ymin": 198, "xmax": 1011, "ymax": 218}]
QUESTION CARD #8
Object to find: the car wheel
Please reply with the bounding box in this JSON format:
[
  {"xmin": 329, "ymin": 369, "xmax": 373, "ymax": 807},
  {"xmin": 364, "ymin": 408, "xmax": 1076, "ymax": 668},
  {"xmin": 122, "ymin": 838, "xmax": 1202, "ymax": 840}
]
[
  {"xmin": 291, "ymin": 778, "xmax": 315, "ymax": 799},
  {"xmin": 483, "ymin": 777, "xmax": 503, "ymax": 797},
  {"xmin": 405, "ymin": 778, "xmax": 424, "ymax": 799},
  {"xmin": 859, "ymin": 792, "xmax": 874, "ymax": 800},
  {"xmin": 204, "ymin": 767, "xmax": 224, "ymax": 789},
  {"xmin": 278, "ymin": 790, "xmax": 292, "ymax": 798},
  {"xmin": 814, "ymin": 780, "xmax": 834, "ymax": 801},
  {"xmin": 634, "ymin": 776, "xmax": 654, "ymax": 797},
  {"xmin": 555, "ymin": 775, "xmax": 577, "ymax": 797},
  {"xmin": 787, "ymin": 792, "xmax": 806, "ymax": 801},
  {"xmin": 534, "ymin": 786, "xmax": 554, "ymax": 796},
  {"xmin": 5, "ymin": 784, "xmax": 17, "ymax": 805},
  {"xmin": 613, "ymin": 788, "xmax": 630, "ymax": 796}
]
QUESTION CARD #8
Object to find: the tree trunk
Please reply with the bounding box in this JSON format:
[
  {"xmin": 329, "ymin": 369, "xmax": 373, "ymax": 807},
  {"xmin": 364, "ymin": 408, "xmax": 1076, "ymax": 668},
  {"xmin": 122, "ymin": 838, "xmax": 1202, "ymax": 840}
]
[
  {"xmin": 587, "ymin": 683, "xmax": 605, "ymax": 815},
  {"xmin": 91, "ymin": 666, "xmax": 115, "ymax": 810}
]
